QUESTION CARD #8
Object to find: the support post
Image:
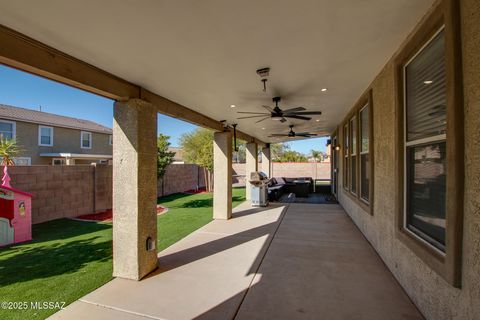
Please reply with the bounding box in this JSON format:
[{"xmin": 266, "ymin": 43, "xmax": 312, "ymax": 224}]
[
  {"xmin": 262, "ymin": 144, "xmax": 272, "ymax": 178},
  {"xmin": 213, "ymin": 131, "xmax": 232, "ymax": 219},
  {"xmin": 245, "ymin": 142, "xmax": 258, "ymax": 200},
  {"xmin": 112, "ymin": 99, "xmax": 158, "ymax": 280}
]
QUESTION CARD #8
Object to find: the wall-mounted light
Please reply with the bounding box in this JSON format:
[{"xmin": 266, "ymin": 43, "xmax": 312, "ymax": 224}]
[{"xmin": 335, "ymin": 146, "xmax": 340, "ymax": 151}]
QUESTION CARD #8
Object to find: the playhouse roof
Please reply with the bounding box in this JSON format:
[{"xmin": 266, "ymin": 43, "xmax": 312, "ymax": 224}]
[{"xmin": 0, "ymin": 185, "xmax": 33, "ymax": 198}]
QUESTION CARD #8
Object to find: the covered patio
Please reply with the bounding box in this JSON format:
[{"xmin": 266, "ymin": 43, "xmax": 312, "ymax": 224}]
[
  {"xmin": 1, "ymin": 0, "xmax": 479, "ymax": 319},
  {"xmin": 51, "ymin": 202, "xmax": 421, "ymax": 319}
]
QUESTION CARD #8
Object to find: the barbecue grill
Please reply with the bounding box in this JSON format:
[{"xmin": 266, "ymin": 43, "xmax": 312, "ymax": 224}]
[{"xmin": 249, "ymin": 172, "xmax": 269, "ymax": 207}]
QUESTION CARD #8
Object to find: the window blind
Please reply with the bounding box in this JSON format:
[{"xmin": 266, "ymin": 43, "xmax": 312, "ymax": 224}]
[{"xmin": 405, "ymin": 30, "xmax": 446, "ymax": 142}]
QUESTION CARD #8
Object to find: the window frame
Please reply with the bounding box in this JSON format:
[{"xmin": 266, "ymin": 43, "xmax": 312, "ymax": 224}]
[
  {"xmin": 402, "ymin": 27, "xmax": 447, "ymax": 255},
  {"xmin": 109, "ymin": 134, "xmax": 113, "ymax": 146},
  {"xmin": 52, "ymin": 158, "xmax": 66, "ymax": 165},
  {"xmin": 341, "ymin": 90, "xmax": 374, "ymax": 215},
  {"xmin": 395, "ymin": 0, "xmax": 464, "ymax": 287},
  {"xmin": 349, "ymin": 116, "xmax": 357, "ymax": 196},
  {"xmin": 38, "ymin": 125, "xmax": 54, "ymax": 146},
  {"xmin": 80, "ymin": 131, "xmax": 92, "ymax": 149},
  {"xmin": 13, "ymin": 157, "xmax": 31, "ymax": 165},
  {"xmin": 359, "ymin": 104, "xmax": 371, "ymax": 204},
  {"xmin": 0, "ymin": 119, "xmax": 16, "ymax": 140},
  {"xmin": 343, "ymin": 123, "xmax": 349, "ymax": 191}
]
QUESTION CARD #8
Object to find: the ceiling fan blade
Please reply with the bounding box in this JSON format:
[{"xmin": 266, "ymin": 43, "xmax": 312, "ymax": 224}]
[
  {"xmin": 283, "ymin": 107, "xmax": 306, "ymax": 113},
  {"xmin": 284, "ymin": 115, "xmax": 312, "ymax": 121},
  {"xmin": 295, "ymin": 132, "xmax": 311, "ymax": 136},
  {"xmin": 280, "ymin": 117, "xmax": 287, "ymax": 123},
  {"xmin": 237, "ymin": 111, "xmax": 270, "ymax": 115},
  {"xmin": 297, "ymin": 133, "xmax": 318, "ymax": 137},
  {"xmin": 290, "ymin": 111, "xmax": 323, "ymax": 115},
  {"xmin": 256, "ymin": 116, "xmax": 270, "ymax": 123},
  {"xmin": 237, "ymin": 115, "xmax": 269, "ymax": 119},
  {"xmin": 262, "ymin": 105, "xmax": 274, "ymax": 112}
]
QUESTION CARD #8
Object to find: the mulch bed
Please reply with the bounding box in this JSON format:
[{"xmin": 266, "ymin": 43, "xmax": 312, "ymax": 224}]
[{"xmin": 73, "ymin": 205, "xmax": 168, "ymax": 222}]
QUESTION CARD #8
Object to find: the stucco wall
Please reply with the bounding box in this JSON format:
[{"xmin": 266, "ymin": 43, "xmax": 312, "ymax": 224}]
[
  {"xmin": 336, "ymin": 1, "xmax": 480, "ymax": 319},
  {"xmin": 8, "ymin": 120, "xmax": 112, "ymax": 164}
]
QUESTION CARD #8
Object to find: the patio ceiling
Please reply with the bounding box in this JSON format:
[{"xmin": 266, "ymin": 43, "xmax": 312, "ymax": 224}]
[{"xmin": 0, "ymin": 0, "xmax": 434, "ymax": 143}]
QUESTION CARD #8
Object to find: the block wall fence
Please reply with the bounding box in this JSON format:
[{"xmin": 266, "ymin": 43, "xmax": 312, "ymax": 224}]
[
  {"xmin": 232, "ymin": 162, "xmax": 331, "ymax": 180},
  {"xmin": 2, "ymin": 164, "xmax": 207, "ymax": 224},
  {"xmin": 5, "ymin": 162, "xmax": 326, "ymax": 224}
]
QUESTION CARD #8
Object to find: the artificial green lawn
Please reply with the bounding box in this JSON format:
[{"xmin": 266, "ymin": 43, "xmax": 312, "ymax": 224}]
[{"xmin": 0, "ymin": 188, "xmax": 246, "ymax": 320}]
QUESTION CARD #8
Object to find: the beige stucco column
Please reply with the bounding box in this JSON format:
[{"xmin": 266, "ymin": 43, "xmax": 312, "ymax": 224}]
[
  {"xmin": 112, "ymin": 99, "xmax": 158, "ymax": 280},
  {"xmin": 245, "ymin": 142, "xmax": 258, "ymax": 200},
  {"xmin": 213, "ymin": 131, "xmax": 232, "ymax": 219},
  {"xmin": 262, "ymin": 145, "xmax": 272, "ymax": 177}
]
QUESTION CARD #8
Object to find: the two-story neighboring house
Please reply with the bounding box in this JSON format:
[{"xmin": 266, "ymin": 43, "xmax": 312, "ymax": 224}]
[{"xmin": 0, "ymin": 104, "xmax": 112, "ymax": 165}]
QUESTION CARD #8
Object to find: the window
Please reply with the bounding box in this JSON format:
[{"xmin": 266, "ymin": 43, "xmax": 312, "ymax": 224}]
[
  {"xmin": 52, "ymin": 158, "xmax": 66, "ymax": 165},
  {"xmin": 81, "ymin": 131, "xmax": 92, "ymax": 149},
  {"xmin": 343, "ymin": 124, "xmax": 349, "ymax": 190},
  {"xmin": 109, "ymin": 135, "xmax": 113, "ymax": 145},
  {"xmin": 341, "ymin": 90, "xmax": 373, "ymax": 213},
  {"xmin": 38, "ymin": 125, "xmax": 54, "ymax": 146},
  {"xmin": 0, "ymin": 120, "xmax": 16, "ymax": 139},
  {"xmin": 396, "ymin": 3, "xmax": 464, "ymax": 286},
  {"xmin": 403, "ymin": 28, "xmax": 446, "ymax": 253},
  {"xmin": 349, "ymin": 116, "xmax": 357, "ymax": 195},
  {"xmin": 360, "ymin": 105, "xmax": 370, "ymax": 202},
  {"xmin": 13, "ymin": 157, "xmax": 31, "ymax": 165}
]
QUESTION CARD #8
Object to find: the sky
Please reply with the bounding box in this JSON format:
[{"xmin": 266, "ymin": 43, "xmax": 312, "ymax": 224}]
[{"xmin": 0, "ymin": 65, "xmax": 328, "ymax": 153}]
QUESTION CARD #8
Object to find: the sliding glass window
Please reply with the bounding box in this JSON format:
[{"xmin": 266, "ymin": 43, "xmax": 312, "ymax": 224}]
[
  {"xmin": 359, "ymin": 105, "xmax": 370, "ymax": 202},
  {"xmin": 403, "ymin": 28, "xmax": 446, "ymax": 252},
  {"xmin": 343, "ymin": 124, "xmax": 349, "ymax": 190},
  {"xmin": 350, "ymin": 117, "xmax": 357, "ymax": 195}
]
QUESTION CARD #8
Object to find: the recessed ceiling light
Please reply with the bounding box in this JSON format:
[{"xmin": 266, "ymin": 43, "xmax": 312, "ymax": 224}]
[
  {"xmin": 321, "ymin": 88, "xmax": 328, "ymax": 92},
  {"xmin": 262, "ymin": 127, "xmax": 265, "ymax": 130},
  {"xmin": 423, "ymin": 80, "xmax": 433, "ymax": 85},
  {"xmin": 230, "ymin": 104, "xmax": 236, "ymax": 108},
  {"xmin": 315, "ymin": 119, "xmax": 320, "ymax": 122}
]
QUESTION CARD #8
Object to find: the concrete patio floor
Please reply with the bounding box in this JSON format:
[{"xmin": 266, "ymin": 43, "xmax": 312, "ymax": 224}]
[{"xmin": 50, "ymin": 202, "xmax": 423, "ymax": 320}]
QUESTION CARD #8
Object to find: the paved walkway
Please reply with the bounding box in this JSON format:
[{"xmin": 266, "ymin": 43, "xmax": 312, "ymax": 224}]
[{"xmin": 50, "ymin": 202, "xmax": 423, "ymax": 320}]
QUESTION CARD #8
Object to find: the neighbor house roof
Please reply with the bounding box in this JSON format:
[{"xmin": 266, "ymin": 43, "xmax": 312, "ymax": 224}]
[{"xmin": 0, "ymin": 104, "xmax": 112, "ymax": 134}]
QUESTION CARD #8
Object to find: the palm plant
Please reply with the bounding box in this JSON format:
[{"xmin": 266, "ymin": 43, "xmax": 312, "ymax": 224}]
[
  {"xmin": 311, "ymin": 150, "xmax": 322, "ymax": 162},
  {"xmin": 0, "ymin": 138, "xmax": 22, "ymax": 165}
]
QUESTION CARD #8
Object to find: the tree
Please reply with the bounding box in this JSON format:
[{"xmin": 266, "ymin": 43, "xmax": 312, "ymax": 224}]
[
  {"xmin": 276, "ymin": 150, "xmax": 308, "ymax": 163},
  {"xmin": 0, "ymin": 138, "xmax": 22, "ymax": 165},
  {"xmin": 311, "ymin": 150, "xmax": 323, "ymax": 162},
  {"xmin": 157, "ymin": 134, "xmax": 176, "ymax": 180},
  {"xmin": 180, "ymin": 128, "xmax": 214, "ymax": 191},
  {"xmin": 271, "ymin": 142, "xmax": 291, "ymax": 161}
]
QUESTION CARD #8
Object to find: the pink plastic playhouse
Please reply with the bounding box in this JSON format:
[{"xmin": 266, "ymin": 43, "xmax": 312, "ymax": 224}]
[{"xmin": 0, "ymin": 167, "xmax": 33, "ymax": 246}]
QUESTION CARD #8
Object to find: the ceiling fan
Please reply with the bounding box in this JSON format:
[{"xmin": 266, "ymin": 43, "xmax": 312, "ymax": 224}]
[
  {"xmin": 237, "ymin": 97, "xmax": 322, "ymax": 123},
  {"xmin": 269, "ymin": 125, "xmax": 318, "ymax": 138}
]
